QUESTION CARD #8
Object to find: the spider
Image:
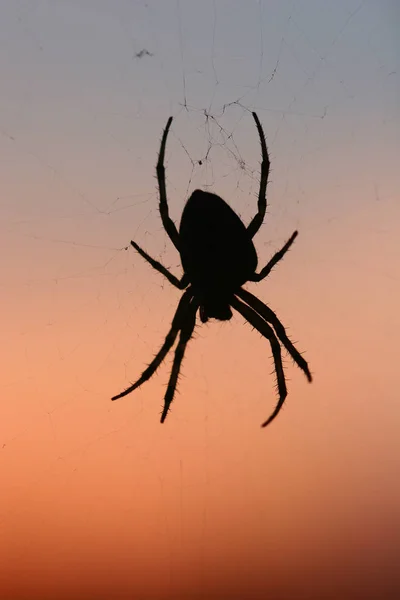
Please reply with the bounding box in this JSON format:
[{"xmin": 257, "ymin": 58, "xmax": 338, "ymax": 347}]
[{"xmin": 112, "ymin": 112, "xmax": 312, "ymax": 427}]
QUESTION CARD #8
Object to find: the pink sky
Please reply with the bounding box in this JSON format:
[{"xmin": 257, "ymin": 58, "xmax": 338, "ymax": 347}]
[{"xmin": 1, "ymin": 2, "xmax": 399, "ymax": 598}]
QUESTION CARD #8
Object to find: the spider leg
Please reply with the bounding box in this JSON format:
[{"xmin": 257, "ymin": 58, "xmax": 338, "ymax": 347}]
[
  {"xmin": 130, "ymin": 240, "xmax": 188, "ymax": 289},
  {"xmin": 250, "ymin": 231, "xmax": 298, "ymax": 282},
  {"xmin": 111, "ymin": 289, "xmax": 193, "ymax": 401},
  {"xmin": 236, "ymin": 287, "xmax": 312, "ymax": 382},
  {"xmin": 160, "ymin": 299, "xmax": 198, "ymax": 423},
  {"xmin": 157, "ymin": 116, "xmax": 180, "ymax": 251},
  {"xmin": 230, "ymin": 296, "xmax": 287, "ymax": 428},
  {"xmin": 247, "ymin": 112, "xmax": 270, "ymax": 239}
]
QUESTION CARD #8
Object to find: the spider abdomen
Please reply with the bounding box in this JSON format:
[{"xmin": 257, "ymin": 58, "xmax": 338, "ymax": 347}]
[{"xmin": 179, "ymin": 190, "xmax": 257, "ymax": 318}]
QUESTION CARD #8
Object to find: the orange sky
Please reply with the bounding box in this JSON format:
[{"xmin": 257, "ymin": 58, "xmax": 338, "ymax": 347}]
[{"xmin": 1, "ymin": 2, "xmax": 400, "ymax": 599}]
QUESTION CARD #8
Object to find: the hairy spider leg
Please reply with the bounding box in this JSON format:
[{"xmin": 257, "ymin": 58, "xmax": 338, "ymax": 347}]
[
  {"xmin": 230, "ymin": 296, "xmax": 288, "ymax": 428},
  {"xmin": 250, "ymin": 231, "xmax": 298, "ymax": 282},
  {"xmin": 247, "ymin": 112, "xmax": 270, "ymax": 239},
  {"xmin": 130, "ymin": 240, "xmax": 188, "ymax": 289},
  {"xmin": 111, "ymin": 289, "xmax": 193, "ymax": 401},
  {"xmin": 161, "ymin": 298, "xmax": 198, "ymax": 423},
  {"xmin": 127, "ymin": 117, "xmax": 187, "ymax": 290},
  {"xmin": 156, "ymin": 116, "xmax": 180, "ymax": 251},
  {"xmin": 236, "ymin": 287, "xmax": 312, "ymax": 382}
]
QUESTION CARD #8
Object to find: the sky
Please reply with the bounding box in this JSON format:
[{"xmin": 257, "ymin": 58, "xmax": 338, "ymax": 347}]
[{"xmin": 1, "ymin": 1, "xmax": 399, "ymax": 599}]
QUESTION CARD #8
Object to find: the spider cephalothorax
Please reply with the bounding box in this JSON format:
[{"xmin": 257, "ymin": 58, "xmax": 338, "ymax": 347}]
[{"xmin": 112, "ymin": 113, "xmax": 312, "ymax": 427}]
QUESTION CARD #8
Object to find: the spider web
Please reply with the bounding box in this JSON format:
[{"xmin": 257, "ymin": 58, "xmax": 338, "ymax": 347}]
[{"xmin": 1, "ymin": 2, "xmax": 399, "ymax": 599}]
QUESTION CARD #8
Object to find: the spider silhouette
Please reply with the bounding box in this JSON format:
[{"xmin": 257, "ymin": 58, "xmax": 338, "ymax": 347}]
[{"xmin": 112, "ymin": 113, "xmax": 312, "ymax": 427}]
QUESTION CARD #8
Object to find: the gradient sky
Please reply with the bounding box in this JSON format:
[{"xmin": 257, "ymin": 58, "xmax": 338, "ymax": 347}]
[{"xmin": 1, "ymin": 1, "xmax": 399, "ymax": 599}]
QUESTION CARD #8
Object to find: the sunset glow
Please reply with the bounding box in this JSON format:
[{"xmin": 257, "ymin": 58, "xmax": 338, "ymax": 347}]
[{"xmin": 1, "ymin": 2, "xmax": 399, "ymax": 599}]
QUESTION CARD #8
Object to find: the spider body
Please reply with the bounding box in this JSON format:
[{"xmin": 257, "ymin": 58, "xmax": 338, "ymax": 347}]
[
  {"xmin": 179, "ymin": 189, "xmax": 257, "ymax": 322},
  {"xmin": 112, "ymin": 113, "xmax": 312, "ymax": 427}
]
